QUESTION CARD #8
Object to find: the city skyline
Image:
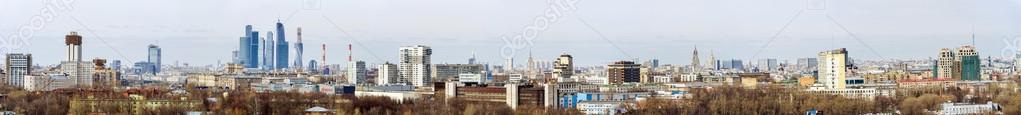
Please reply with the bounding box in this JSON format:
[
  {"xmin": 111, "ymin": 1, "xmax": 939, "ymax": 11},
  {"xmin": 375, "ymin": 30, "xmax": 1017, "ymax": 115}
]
[{"xmin": 0, "ymin": 0, "xmax": 1018, "ymax": 66}]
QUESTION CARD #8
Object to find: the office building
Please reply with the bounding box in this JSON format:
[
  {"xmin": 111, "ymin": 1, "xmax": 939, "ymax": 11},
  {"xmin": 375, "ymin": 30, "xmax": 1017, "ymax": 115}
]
[
  {"xmin": 147, "ymin": 44, "xmax": 161, "ymax": 73},
  {"xmin": 818, "ymin": 48, "xmax": 848, "ymax": 89},
  {"xmin": 347, "ymin": 61, "xmax": 366, "ymax": 84},
  {"xmin": 553, "ymin": 53, "xmax": 574, "ymax": 81},
  {"xmin": 294, "ymin": 28, "xmax": 304, "ymax": 70},
  {"xmin": 607, "ymin": 61, "xmax": 641, "ymax": 84},
  {"xmin": 247, "ymin": 31, "xmax": 260, "ymax": 68},
  {"xmin": 377, "ymin": 62, "xmax": 399, "ymax": 85},
  {"xmin": 797, "ymin": 58, "xmax": 818, "ymax": 71},
  {"xmin": 432, "ymin": 64, "xmax": 485, "ymax": 82},
  {"xmin": 5, "ymin": 53, "xmax": 31, "ymax": 88},
  {"xmin": 399, "ymin": 45, "xmax": 431, "ymax": 87},
  {"xmin": 133, "ymin": 62, "xmax": 155, "ymax": 75},
  {"xmin": 275, "ymin": 21, "xmax": 290, "ymax": 69}
]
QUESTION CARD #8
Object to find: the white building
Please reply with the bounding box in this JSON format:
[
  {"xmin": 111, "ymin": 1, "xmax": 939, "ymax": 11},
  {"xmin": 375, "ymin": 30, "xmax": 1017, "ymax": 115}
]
[
  {"xmin": 679, "ymin": 74, "xmax": 698, "ymax": 82},
  {"xmin": 508, "ymin": 74, "xmax": 525, "ymax": 83},
  {"xmin": 347, "ymin": 61, "xmax": 366, "ymax": 84},
  {"xmin": 937, "ymin": 101, "xmax": 1001, "ymax": 115},
  {"xmin": 23, "ymin": 74, "xmax": 72, "ymax": 91},
  {"xmin": 60, "ymin": 61, "xmax": 94, "ymax": 87},
  {"xmin": 399, "ymin": 45, "xmax": 431, "ymax": 87},
  {"xmin": 818, "ymin": 48, "xmax": 848, "ymax": 89},
  {"xmin": 376, "ymin": 62, "xmax": 399, "ymax": 85},
  {"xmin": 5, "ymin": 53, "xmax": 31, "ymax": 88},
  {"xmin": 431, "ymin": 64, "xmax": 485, "ymax": 82},
  {"xmin": 653, "ymin": 76, "xmax": 673, "ymax": 83},
  {"xmin": 457, "ymin": 73, "xmax": 484, "ymax": 84},
  {"xmin": 577, "ymin": 101, "xmax": 628, "ymax": 115}
]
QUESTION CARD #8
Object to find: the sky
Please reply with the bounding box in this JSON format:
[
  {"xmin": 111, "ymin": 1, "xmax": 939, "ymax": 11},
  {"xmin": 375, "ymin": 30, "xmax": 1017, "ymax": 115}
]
[{"xmin": 0, "ymin": 0, "xmax": 1019, "ymax": 67}]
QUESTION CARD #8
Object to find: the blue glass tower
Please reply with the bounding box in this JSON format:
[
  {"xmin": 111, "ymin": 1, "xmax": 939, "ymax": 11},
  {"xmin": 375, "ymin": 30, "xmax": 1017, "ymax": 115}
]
[
  {"xmin": 147, "ymin": 44, "xmax": 161, "ymax": 73},
  {"xmin": 247, "ymin": 31, "xmax": 260, "ymax": 68},
  {"xmin": 275, "ymin": 21, "xmax": 290, "ymax": 69}
]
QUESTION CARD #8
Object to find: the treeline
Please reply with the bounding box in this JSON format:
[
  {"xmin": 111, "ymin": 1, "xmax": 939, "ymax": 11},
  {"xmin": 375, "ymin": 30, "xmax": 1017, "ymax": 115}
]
[{"xmin": 628, "ymin": 84, "xmax": 1021, "ymax": 115}]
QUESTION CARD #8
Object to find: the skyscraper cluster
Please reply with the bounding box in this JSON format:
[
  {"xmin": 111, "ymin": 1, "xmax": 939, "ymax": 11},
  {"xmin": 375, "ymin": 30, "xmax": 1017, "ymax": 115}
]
[{"xmin": 235, "ymin": 20, "xmax": 303, "ymax": 71}]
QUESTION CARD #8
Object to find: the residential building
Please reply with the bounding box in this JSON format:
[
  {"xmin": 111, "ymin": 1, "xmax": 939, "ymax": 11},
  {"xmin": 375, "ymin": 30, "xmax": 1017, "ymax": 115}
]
[
  {"xmin": 377, "ymin": 62, "xmax": 399, "ymax": 85},
  {"xmin": 399, "ymin": 45, "xmax": 431, "ymax": 87},
  {"xmin": 347, "ymin": 61, "xmax": 366, "ymax": 84},
  {"xmin": 608, "ymin": 61, "xmax": 641, "ymax": 84},
  {"xmin": 818, "ymin": 48, "xmax": 848, "ymax": 89}
]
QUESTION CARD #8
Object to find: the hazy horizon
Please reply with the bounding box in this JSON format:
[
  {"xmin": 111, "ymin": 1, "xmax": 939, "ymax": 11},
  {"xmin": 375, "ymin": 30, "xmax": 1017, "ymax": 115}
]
[{"xmin": 1, "ymin": 0, "xmax": 1019, "ymax": 67}]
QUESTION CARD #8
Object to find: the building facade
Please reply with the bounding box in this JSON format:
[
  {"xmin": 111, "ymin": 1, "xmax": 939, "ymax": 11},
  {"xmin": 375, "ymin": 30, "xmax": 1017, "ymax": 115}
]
[
  {"xmin": 553, "ymin": 53, "xmax": 574, "ymax": 82},
  {"xmin": 5, "ymin": 53, "xmax": 31, "ymax": 88},
  {"xmin": 377, "ymin": 62, "xmax": 400, "ymax": 85},
  {"xmin": 818, "ymin": 48, "xmax": 848, "ymax": 89},
  {"xmin": 399, "ymin": 45, "xmax": 431, "ymax": 87},
  {"xmin": 608, "ymin": 61, "xmax": 641, "ymax": 84}
]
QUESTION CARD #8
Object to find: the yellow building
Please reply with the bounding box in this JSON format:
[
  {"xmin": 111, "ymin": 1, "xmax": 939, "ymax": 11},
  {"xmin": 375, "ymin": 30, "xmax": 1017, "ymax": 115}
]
[{"xmin": 69, "ymin": 95, "xmax": 201, "ymax": 114}]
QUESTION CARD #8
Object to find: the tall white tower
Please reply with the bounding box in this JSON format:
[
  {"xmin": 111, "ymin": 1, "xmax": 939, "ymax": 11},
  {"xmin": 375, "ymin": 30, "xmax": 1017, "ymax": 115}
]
[{"xmin": 399, "ymin": 45, "xmax": 432, "ymax": 87}]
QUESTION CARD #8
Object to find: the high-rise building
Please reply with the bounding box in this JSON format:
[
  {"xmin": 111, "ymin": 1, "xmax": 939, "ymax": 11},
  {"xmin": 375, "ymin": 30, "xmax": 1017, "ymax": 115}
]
[
  {"xmin": 237, "ymin": 37, "xmax": 247, "ymax": 65},
  {"xmin": 505, "ymin": 58, "xmax": 514, "ymax": 71},
  {"xmin": 147, "ymin": 44, "xmax": 161, "ymax": 73},
  {"xmin": 552, "ymin": 53, "xmax": 574, "ymax": 81},
  {"xmin": 937, "ymin": 48, "xmax": 957, "ymax": 79},
  {"xmin": 268, "ymin": 31, "xmax": 276, "ymax": 69},
  {"xmin": 6, "ymin": 53, "xmax": 31, "ymax": 88},
  {"xmin": 707, "ymin": 51, "xmax": 715, "ymax": 70},
  {"xmin": 399, "ymin": 45, "xmax": 431, "ymax": 87},
  {"xmin": 957, "ymin": 45, "xmax": 980, "ymax": 81},
  {"xmin": 468, "ymin": 51, "xmax": 477, "ymax": 64},
  {"xmin": 239, "ymin": 25, "xmax": 253, "ymax": 66},
  {"xmin": 797, "ymin": 58, "xmax": 818, "ymax": 71},
  {"xmin": 377, "ymin": 62, "xmax": 399, "ymax": 85},
  {"xmin": 276, "ymin": 21, "xmax": 290, "ymax": 69},
  {"xmin": 347, "ymin": 61, "xmax": 366, "ymax": 84},
  {"xmin": 818, "ymin": 48, "xmax": 848, "ymax": 89},
  {"xmin": 63, "ymin": 31, "xmax": 95, "ymax": 87},
  {"xmin": 261, "ymin": 37, "xmax": 268, "ymax": 69},
  {"xmin": 294, "ymin": 28, "xmax": 304, "ymax": 71},
  {"xmin": 607, "ymin": 61, "xmax": 641, "ymax": 84},
  {"xmin": 66, "ymin": 32, "xmax": 82, "ymax": 62},
  {"xmin": 244, "ymin": 30, "xmax": 260, "ymax": 68},
  {"xmin": 692, "ymin": 46, "xmax": 700, "ymax": 72}
]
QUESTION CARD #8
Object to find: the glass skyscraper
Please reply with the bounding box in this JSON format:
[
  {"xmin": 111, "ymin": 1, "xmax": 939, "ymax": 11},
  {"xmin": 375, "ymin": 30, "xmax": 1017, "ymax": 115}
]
[
  {"xmin": 147, "ymin": 44, "xmax": 161, "ymax": 73},
  {"xmin": 275, "ymin": 21, "xmax": 289, "ymax": 69}
]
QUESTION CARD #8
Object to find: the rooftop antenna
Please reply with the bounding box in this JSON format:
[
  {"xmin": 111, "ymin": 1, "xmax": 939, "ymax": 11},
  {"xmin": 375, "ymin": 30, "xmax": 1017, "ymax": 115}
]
[{"xmin": 971, "ymin": 25, "xmax": 976, "ymax": 46}]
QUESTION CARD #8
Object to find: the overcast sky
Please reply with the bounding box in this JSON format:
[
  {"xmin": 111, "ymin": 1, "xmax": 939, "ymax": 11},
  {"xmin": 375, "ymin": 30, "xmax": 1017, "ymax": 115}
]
[{"xmin": 0, "ymin": 0, "xmax": 1019, "ymax": 66}]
